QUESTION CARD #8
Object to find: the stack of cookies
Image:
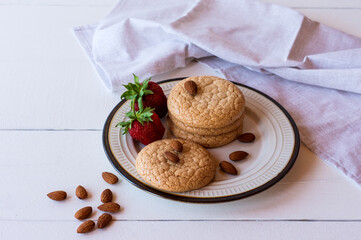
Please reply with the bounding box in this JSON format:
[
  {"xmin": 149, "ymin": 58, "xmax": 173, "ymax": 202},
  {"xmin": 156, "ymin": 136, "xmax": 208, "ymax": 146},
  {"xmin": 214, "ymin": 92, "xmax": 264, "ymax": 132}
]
[{"xmin": 167, "ymin": 76, "xmax": 245, "ymax": 148}]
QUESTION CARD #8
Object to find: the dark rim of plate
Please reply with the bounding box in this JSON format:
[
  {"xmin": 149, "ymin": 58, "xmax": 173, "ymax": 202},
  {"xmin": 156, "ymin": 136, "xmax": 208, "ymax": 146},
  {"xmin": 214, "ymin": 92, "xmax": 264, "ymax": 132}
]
[{"xmin": 102, "ymin": 77, "xmax": 300, "ymax": 203}]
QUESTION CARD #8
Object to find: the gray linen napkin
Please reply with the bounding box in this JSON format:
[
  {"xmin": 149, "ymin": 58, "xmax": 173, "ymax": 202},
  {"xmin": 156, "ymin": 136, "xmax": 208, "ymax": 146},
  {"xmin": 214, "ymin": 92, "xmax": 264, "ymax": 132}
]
[{"xmin": 74, "ymin": 0, "xmax": 361, "ymax": 186}]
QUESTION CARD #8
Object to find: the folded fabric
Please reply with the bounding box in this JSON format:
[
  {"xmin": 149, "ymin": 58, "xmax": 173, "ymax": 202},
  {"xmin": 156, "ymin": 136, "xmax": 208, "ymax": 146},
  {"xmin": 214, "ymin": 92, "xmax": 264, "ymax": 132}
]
[
  {"xmin": 74, "ymin": 0, "xmax": 361, "ymax": 92},
  {"xmin": 200, "ymin": 56, "xmax": 361, "ymax": 185},
  {"xmin": 74, "ymin": 0, "xmax": 361, "ymax": 186}
]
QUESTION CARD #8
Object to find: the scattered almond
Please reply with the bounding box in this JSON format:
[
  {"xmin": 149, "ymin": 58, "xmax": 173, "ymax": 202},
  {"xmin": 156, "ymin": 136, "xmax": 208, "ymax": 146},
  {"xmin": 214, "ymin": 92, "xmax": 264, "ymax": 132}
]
[
  {"xmin": 74, "ymin": 206, "xmax": 92, "ymax": 220},
  {"xmin": 229, "ymin": 151, "xmax": 249, "ymax": 161},
  {"xmin": 77, "ymin": 220, "xmax": 95, "ymax": 234},
  {"xmin": 184, "ymin": 80, "xmax": 197, "ymax": 95},
  {"xmin": 238, "ymin": 133, "xmax": 256, "ymax": 143},
  {"xmin": 219, "ymin": 161, "xmax": 238, "ymax": 175},
  {"xmin": 165, "ymin": 151, "xmax": 180, "ymax": 163},
  {"xmin": 98, "ymin": 202, "xmax": 121, "ymax": 213},
  {"xmin": 75, "ymin": 185, "xmax": 88, "ymax": 199},
  {"xmin": 102, "ymin": 172, "xmax": 119, "ymax": 184},
  {"xmin": 97, "ymin": 213, "xmax": 112, "ymax": 229},
  {"xmin": 101, "ymin": 189, "xmax": 113, "ymax": 203},
  {"xmin": 170, "ymin": 140, "xmax": 183, "ymax": 152},
  {"xmin": 47, "ymin": 191, "xmax": 67, "ymax": 201}
]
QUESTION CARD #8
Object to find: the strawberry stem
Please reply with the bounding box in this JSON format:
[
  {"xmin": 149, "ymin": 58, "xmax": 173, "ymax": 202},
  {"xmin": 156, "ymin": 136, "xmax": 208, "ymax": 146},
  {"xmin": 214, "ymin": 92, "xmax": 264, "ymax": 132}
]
[
  {"xmin": 116, "ymin": 74, "xmax": 156, "ymax": 134},
  {"xmin": 120, "ymin": 74, "xmax": 154, "ymax": 104},
  {"xmin": 116, "ymin": 101, "xmax": 155, "ymax": 133}
]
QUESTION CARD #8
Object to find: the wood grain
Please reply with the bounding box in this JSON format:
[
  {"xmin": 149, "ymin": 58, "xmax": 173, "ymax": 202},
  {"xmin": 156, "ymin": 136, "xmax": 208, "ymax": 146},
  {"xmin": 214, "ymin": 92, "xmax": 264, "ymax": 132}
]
[{"xmin": 0, "ymin": 131, "xmax": 360, "ymax": 221}]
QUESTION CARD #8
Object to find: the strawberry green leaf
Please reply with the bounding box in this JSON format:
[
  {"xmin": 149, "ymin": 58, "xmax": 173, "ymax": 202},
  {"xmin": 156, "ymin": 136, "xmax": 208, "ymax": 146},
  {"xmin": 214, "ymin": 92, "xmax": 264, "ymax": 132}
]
[
  {"xmin": 144, "ymin": 89, "xmax": 154, "ymax": 95},
  {"xmin": 115, "ymin": 120, "xmax": 133, "ymax": 134},
  {"xmin": 125, "ymin": 110, "xmax": 134, "ymax": 118},
  {"xmin": 142, "ymin": 77, "xmax": 151, "ymax": 90},
  {"xmin": 120, "ymin": 74, "xmax": 154, "ymax": 102},
  {"xmin": 133, "ymin": 73, "xmax": 140, "ymax": 85},
  {"xmin": 116, "ymin": 105, "xmax": 154, "ymax": 131},
  {"xmin": 138, "ymin": 97, "xmax": 144, "ymax": 112},
  {"xmin": 136, "ymin": 107, "xmax": 154, "ymax": 125}
]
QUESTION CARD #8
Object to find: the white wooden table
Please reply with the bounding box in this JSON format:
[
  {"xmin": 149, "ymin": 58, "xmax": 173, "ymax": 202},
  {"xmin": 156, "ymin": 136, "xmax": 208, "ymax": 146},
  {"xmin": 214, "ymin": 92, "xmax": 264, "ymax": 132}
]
[{"xmin": 1, "ymin": 0, "xmax": 361, "ymax": 239}]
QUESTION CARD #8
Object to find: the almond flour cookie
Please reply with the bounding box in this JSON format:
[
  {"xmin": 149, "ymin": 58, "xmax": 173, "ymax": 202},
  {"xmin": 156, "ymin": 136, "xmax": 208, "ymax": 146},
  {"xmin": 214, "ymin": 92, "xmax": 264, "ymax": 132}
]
[
  {"xmin": 136, "ymin": 139, "xmax": 216, "ymax": 192},
  {"xmin": 168, "ymin": 119, "xmax": 243, "ymax": 148},
  {"xmin": 167, "ymin": 76, "xmax": 246, "ymax": 147},
  {"xmin": 167, "ymin": 76, "xmax": 245, "ymax": 129}
]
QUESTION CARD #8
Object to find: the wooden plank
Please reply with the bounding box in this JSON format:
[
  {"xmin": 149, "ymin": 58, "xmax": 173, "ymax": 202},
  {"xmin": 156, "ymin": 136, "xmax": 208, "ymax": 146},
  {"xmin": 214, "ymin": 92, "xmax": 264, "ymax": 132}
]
[
  {"xmin": 1, "ymin": 131, "xmax": 361, "ymax": 221},
  {"xmin": 266, "ymin": 0, "xmax": 361, "ymax": 8},
  {"xmin": 1, "ymin": 0, "xmax": 361, "ymax": 8},
  {"xmin": 0, "ymin": 0, "xmax": 117, "ymax": 6},
  {"xmin": 1, "ymin": 220, "xmax": 361, "ymax": 240}
]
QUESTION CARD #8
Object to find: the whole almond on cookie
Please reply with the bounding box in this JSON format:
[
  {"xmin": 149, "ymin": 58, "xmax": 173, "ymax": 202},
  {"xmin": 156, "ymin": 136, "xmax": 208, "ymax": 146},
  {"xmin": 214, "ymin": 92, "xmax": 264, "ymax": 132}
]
[
  {"xmin": 219, "ymin": 161, "xmax": 238, "ymax": 175},
  {"xmin": 75, "ymin": 185, "xmax": 88, "ymax": 199},
  {"xmin": 47, "ymin": 191, "xmax": 67, "ymax": 201},
  {"xmin": 98, "ymin": 202, "xmax": 121, "ymax": 213},
  {"xmin": 101, "ymin": 189, "xmax": 113, "ymax": 203},
  {"xmin": 77, "ymin": 220, "xmax": 95, "ymax": 234},
  {"xmin": 165, "ymin": 151, "xmax": 180, "ymax": 163},
  {"xmin": 184, "ymin": 80, "xmax": 197, "ymax": 95},
  {"xmin": 74, "ymin": 206, "xmax": 92, "ymax": 220},
  {"xmin": 102, "ymin": 172, "xmax": 119, "ymax": 184},
  {"xmin": 170, "ymin": 140, "xmax": 183, "ymax": 152},
  {"xmin": 238, "ymin": 133, "xmax": 256, "ymax": 143},
  {"xmin": 97, "ymin": 213, "xmax": 112, "ymax": 229},
  {"xmin": 229, "ymin": 151, "xmax": 249, "ymax": 161}
]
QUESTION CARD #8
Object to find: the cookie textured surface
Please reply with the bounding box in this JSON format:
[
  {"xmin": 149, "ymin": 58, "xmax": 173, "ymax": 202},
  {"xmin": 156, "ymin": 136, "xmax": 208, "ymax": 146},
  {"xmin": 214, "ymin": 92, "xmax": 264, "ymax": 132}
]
[
  {"xmin": 167, "ymin": 76, "xmax": 245, "ymax": 128},
  {"xmin": 136, "ymin": 139, "xmax": 216, "ymax": 192},
  {"xmin": 168, "ymin": 119, "xmax": 243, "ymax": 148},
  {"xmin": 168, "ymin": 112, "xmax": 245, "ymax": 136}
]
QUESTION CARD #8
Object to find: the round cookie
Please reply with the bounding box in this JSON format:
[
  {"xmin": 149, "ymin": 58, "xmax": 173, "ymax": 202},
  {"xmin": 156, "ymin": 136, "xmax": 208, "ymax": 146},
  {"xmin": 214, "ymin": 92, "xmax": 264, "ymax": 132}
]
[
  {"xmin": 167, "ymin": 76, "xmax": 245, "ymax": 128},
  {"xmin": 168, "ymin": 120, "xmax": 243, "ymax": 148},
  {"xmin": 168, "ymin": 112, "xmax": 245, "ymax": 136},
  {"xmin": 136, "ymin": 139, "xmax": 216, "ymax": 192}
]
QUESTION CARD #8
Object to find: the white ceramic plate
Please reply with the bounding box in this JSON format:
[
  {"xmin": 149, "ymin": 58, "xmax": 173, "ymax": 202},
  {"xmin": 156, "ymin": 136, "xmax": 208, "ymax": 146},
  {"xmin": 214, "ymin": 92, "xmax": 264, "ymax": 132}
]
[{"xmin": 103, "ymin": 78, "xmax": 300, "ymax": 203}]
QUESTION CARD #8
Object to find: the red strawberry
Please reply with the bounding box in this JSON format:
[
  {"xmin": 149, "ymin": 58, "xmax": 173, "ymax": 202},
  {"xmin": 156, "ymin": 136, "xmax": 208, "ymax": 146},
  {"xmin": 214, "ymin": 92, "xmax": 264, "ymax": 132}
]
[
  {"xmin": 116, "ymin": 103, "xmax": 165, "ymax": 145},
  {"xmin": 128, "ymin": 112, "xmax": 165, "ymax": 145},
  {"xmin": 121, "ymin": 74, "xmax": 168, "ymax": 118}
]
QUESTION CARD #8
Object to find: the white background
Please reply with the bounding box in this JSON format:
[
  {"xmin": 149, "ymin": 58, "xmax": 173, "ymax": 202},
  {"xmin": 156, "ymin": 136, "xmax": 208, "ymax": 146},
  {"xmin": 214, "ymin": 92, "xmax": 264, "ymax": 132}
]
[{"xmin": 1, "ymin": 0, "xmax": 361, "ymax": 239}]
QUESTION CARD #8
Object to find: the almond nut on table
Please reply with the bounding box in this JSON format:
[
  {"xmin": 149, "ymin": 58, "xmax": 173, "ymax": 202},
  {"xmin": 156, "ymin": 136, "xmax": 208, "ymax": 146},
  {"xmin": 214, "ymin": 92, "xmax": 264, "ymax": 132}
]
[
  {"xmin": 77, "ymin": 220, "xmax": 95, "ymax": 234},
  {"xmin": 97, "ymin": 213, "xmax": 112, "ymax": 229},
  {"xmin": 75, "ymin": 185, "xmax": 88, "ymax": 199},
  {"xmin": 47, "ymin": 191, "xmax": 67, "ymax": 201},
  {"xmin": 74, "ymin": 206, "xmax": 92, "ymax": 220},
  {"xmin": 98, "ymin": 202, "xmax": 121, "ymax": 213},
  {"xmin": 101, "ymin": 189, "xmax": 113, "ymax": 203},
  {"xmin": 102, "ymin": 172, "xmax": 119, "ymax": 184}
]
